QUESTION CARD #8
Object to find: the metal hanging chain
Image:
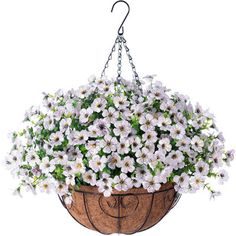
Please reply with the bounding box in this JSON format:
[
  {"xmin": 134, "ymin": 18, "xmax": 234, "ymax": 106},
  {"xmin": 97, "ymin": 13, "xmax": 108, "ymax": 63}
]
[
  {"xmin": 100, "ymin": 34, "xmax": 141, "ymax": 86},
  {"xmin": 117, "ymin": 36, "xmax": 123, "ymax": 83},
  {"xmin": 121, "ymin": 37, "xmax": 141, "ymax": 86},
  {"xmin": 100, "ymin": 36, "xmax": 118, "ymax": 79}
]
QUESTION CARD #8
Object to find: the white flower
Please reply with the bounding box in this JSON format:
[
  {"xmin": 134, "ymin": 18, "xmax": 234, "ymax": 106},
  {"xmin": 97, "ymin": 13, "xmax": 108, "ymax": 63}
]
[
  {"xmin": 218, "ymin": 169, "xmax": 229, "ymax": 184},
  {"xmin": 142, "ymin": 130, "xmax": 158, "ymax": 143},
  {"xmin": 49, "ymin": 131, "xmax": 64, "ymax": 146},
  {"xmin": 38, "ymin": 179, "xmax": 54, "ymax": 193},
  {"xmin": 211, "ymin": 152, "xmax": 223, "ymax": 168},
  {"xmin": 94, "ymin": 119, "xmax": 110, "ymax": 135},
  {"xmin": 39, "ymin": 157, "xmax": 56, "ymax": 174},
  {"xmin": 113, "ymin": 120, "xmax": 131, "ymax": 137},
  {"xmin": 96, "ymin": 174, "xmax": 113, "ymax": 197},
  {"xmin": 195, "ymin": 160, "xmax": 209, "ymax": 176},
  {"xmin": 136, "ymin": 148, "xmax": 151, "ymax": 165},
  {"xmin": 143, "ymin": 142, "xmax": 155, "ymax": 153},
  {"xmin": 82, "ymin": 170, "xmax": 97, "ymax": 186},
  {"xmin": 43, "ymin": 142, "xmax": 54, "ymax": 155},
  {"xmin": 149, "ymin": 150, "xmax": 165, "ymax": 169},
  {"xmin": 43, "ymin": 116, "xmax": 55, "ymax": 130},
  {"xmin": 129, "ymin": 136, "xmax": 142, "ymax": 152},
  {"xmin": 135, "ymin": 166, "xmax": 151, "ymax": 180},
  {"xmin": 117, "ymin": 138, "xmax": 130, "ymax": 154},
  {"xmin": 166, "ymin": 150, "xmax": 184, "ymax": 167},
  {"xmin": 96, "ymin": 173, "xmax": 113, "ymax": 187},
  {"xmin": 170, "ymin": 124, "xmax": 185, "ymax": 140},
  {"xmin": 173, "ymin": 173, "xmax": 190, "ymax": 189},
  {"xmin": 195, "ymin": 103, "xmax": 204, "ymax": 115},
  {"xmin": 131, "ymin": 104, "xmax": 144, "ymax": 118},
  {"xmin": 157, "ymin": 116, "xmax": 172, "ymax": 131},
  {"xmin": 60, "ymin": 118, "xmax": 72, "ymax": 132},
  {"xmin": 26, "ymin": 150, "xmax": 40, "ymax": 166},
  {"xmin": 95, "ymin": 77, "xmax": 106, "ymax": 87},
  {"xmin": 190, "ymin": 174, "xmax": 205, "ymax": 190},
  {"xmin": 131, "ymin": 177, "xmax": 142, "ymax": 188},
  {"xmin": 107, "ymin": 153, "xmax": 122, "ymax": 169},
  {"xmin": 149, "ymin": 87, "xmax": 165, "ymax": 100},
  {"xmin": 143, "ymin": 176, "xmax": 161, "ymax": 193},
  {"xmin": 32, "ymin": 166, "xmax": 42, "ymax": 177},
  {"xmin": 160, "ymin": 99, "xmax": 175, "ymax": 113},
  {"xmin": 176, "ymin": 137, "xmax": 191, "ymax": 152},
  {"xmin": 139, "ymin": 114, "xmax": 157, "ymax": 131},
  {"xmin": 71, "ymin": 158, "xmax": 86, "ymax": 174},
  {"xmin": 78, "ymin": 85, "xmax": 91, "ymax": 98},
  {"xmin": 68, "ymin": 130, "xmax": 88, "ymax": 145},
  {"xmin": 63, "ymin": 163, "xmax": 74, "ymax": 176},
  {"xmin": 120, "ymin": 156, "xmax": 135, "ymax": 173},
  {"xmin": 91, "ymin": 97, "xmax": 107, "ymax": 113},
  {"xmin": 65, "ymin": 174, "xmax": 76, "ymax": 186},
  {"xmin": 89, "ymin": 155, "xmax": 107, "ymax": 172},
  {"xmin": 102, "ymin": 107, "xmax": 119, "ymax": 123},
  {"xmin": 55, "ymin": 182, "xmax": 68, "ymax": 196},
  {"xmin": 113, "ymin": 95, "xmax": 129, "ymax": 109},
  {"xmin": 191, "ymin": 136, "xmax": 204, "ymax": 152},
  {"xmin": 99, "ymin": 83, "xmax": 115, "ymax": 96},
  {"xmin": 79, "ymin": 108, "xmax": 93, "ymax": 123},
  {"xmin": 98, "ymin": 184, "xmax": 113, "ymax": 197},
  {"xmin": 157, "ymin": 138, "xmax": 172, "ymax": 153},
  {"xmin": 5, "ymin": 150, "xmax": 22, "ymax": 170},
  {"xmin": 100, "ymin": 135, "xmax": 118, "ymax": 153},
  {"xmin": 54, "ymin": 151, "xmax": 68, "ymax": 165},
  {"xmin": 113, "ymin": 173, "xmax": 133, "ymax": 191},
  {"xmin": 88, "ymin": 125, "xmax": 100, "ymax": 138},
  {"xmin": 67, "ymin": 147, "xmax": 83, "ymax": 161},
  {"xmin": 86, "ymin": 140, "xmax": 101, "ymax": 155},
  {"xmin": 64, "ymin": 195, "xmax": 73, "ymax": 205},
  {"xmin": 225, "ymin": 150, "xmax": 235, "ymax": 165},
  {"xmin": 175, "ymin": 112, "xmax": 187, "ymax": 126},
  {"xmin": 192, "ymin": 117, "xmax": 206, "ymax": 130}
]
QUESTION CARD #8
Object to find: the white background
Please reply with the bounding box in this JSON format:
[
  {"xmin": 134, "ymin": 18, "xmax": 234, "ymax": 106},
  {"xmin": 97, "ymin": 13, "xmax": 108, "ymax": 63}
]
[{"xmin": 0, "ymin": 0, "xmax": 236, "ymax": 235}]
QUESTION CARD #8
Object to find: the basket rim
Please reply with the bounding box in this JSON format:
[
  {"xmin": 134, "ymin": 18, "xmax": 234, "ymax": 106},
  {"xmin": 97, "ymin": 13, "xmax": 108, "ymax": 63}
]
[{"xmin": 72, "ymin": 182, "xmax": 175, "ymax": 196}]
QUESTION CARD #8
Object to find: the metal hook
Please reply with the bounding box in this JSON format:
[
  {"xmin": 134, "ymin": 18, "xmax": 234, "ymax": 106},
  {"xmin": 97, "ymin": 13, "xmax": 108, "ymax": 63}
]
[{"xmin": 111, "ymin": 0, "xmax": 130, "ymax": 35}]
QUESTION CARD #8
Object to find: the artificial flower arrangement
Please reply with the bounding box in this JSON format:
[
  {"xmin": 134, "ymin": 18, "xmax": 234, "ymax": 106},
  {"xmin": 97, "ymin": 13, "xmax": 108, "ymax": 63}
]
[
  {"xmin": 5, "ymin": 75, "xmax": 234, "ymax": 205},
  {"xmin": 4, "ymin": 1, "xmax": 235, "ymax": 233}
]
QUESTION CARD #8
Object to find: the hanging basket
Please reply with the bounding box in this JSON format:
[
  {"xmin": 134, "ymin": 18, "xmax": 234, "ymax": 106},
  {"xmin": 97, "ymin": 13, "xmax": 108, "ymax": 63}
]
[{"xmin": 59, "ymin": 182, "xmax": 181, "ymax": 235}]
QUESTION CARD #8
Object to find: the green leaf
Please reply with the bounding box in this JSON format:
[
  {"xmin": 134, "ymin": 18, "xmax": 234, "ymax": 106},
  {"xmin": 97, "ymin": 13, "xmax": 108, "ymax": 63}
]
[
  {"xmin": 52, "ymin": 164, "xmax": 65, "ymax": 181},
  {"xmin": 103, "ymin": 166, "xmax": 111, "ymax": 174},
  {"xmin": 83, "ymin": 158, "xmax": 89, "ymax": 166},
  {"xmin": 131, "ymin": 116, "xmax": 142, "ymax": 135},
  {"xmin": 106, "ymin": 95, "xmax": 115, "ymax": 107},
  {"xmin": 79, "ymin": 144, "xmax": 87, "ymax": 155},
  {"xmin": 81, "ymin": 93, "xmax": 97, "ymax": 109},
  {"xmin": 170, "ymin": 139, "xmax": 177, "ymax": 147},
  {"xmin": 20, "ymin": 164, "xmax": 32, "ymax": 170},
  {"xmin": 153, "ymin": 100, "xmax": 161, "ymax": 111},
  {"xmin": 183, "ymin": 110, "xmax": 192, "ymax": 120},
  {"xmin": 58, "ymin": 100, "xmax": 66, "ymax": 106},
  {"xmin": 72, "ymin": 100, "xmax": 79, "ymax": 108},
  {"xmin": 89, "ymin": 112, "xmax": 102, "ymax": 122},
  {"xmin": 40, "ymin": 129, "xmax": 51, "ymax": 140},
  {"xmin": 71, "ymin": 118, "xmax": 86, "ymax": 131},
  {"xmin": 37, "ymin": 149, "xmax": 46, "ymax": 159}
]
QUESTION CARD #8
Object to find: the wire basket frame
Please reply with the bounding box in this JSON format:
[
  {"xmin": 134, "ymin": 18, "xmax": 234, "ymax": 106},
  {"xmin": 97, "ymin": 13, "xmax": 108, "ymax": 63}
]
[{"xmin": 59, "ymin": 183, "xmax": 181, "ymax": 235}]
